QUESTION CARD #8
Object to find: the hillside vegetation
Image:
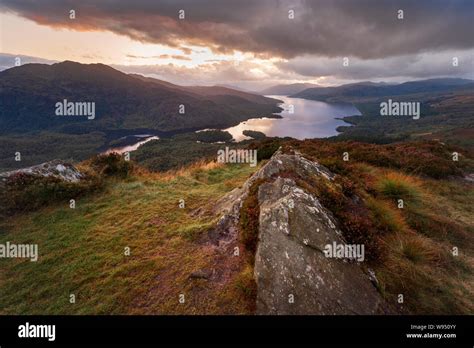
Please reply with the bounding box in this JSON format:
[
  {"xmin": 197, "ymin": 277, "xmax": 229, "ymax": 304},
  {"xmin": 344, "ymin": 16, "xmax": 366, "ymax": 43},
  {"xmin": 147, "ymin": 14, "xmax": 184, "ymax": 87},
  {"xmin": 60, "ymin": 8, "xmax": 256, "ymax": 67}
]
[
  {"xmin": 0, "ymin": 61, "xmax": 281, "ymax": 171},
  {"xmin": 279, "ymin": 139, "xmax": 473, "ymax": 313},
  {"xmin": 291, "ymin": 79, "xmax": 474, "ymax": 151},
  {"xmin": 0, "ymin": 138, "xmax": 472, "ymax": 314},
  {"xmin": 0, "ymin": 157, "xmax": 258, "ymax": 314}
]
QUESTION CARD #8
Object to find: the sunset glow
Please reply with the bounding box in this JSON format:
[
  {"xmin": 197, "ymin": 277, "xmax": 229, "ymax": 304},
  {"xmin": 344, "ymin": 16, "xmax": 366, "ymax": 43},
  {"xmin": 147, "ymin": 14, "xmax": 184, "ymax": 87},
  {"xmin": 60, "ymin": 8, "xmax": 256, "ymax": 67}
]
[{"xmin": 2, "ymin": 1, "xmax": 472, "ymax": 89}]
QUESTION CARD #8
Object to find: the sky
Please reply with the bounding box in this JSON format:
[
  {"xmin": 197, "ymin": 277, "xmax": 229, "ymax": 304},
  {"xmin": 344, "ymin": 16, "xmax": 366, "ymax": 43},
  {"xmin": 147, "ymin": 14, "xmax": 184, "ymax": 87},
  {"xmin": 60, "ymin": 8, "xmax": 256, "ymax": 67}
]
[{"xmin": 1, "ymin": 0, "xmax": 473, "ymax": 90}]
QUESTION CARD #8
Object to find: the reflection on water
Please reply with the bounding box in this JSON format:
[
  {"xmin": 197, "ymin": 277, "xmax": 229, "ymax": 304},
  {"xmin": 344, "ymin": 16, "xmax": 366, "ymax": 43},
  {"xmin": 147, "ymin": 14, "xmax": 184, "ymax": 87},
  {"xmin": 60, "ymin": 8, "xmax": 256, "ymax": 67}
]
[
  {"xmin": 104, "ymin": 135, "xmax": 159, "ymax": 155},
  {"xmin": 225, "ymin": 95, "xmax": 361, "ymax": 141}
]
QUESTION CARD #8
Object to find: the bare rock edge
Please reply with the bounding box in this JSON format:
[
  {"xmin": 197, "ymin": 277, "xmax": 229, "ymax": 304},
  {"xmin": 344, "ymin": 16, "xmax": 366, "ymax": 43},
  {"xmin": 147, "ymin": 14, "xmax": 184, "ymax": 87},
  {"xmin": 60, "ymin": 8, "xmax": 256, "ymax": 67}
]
[
  {"xmin": 0, "ymin": 160, "xmax": 84, "ymax": 190},
  {"xmin": 0, "ymin": 160, "xmax": 84, "ymax": 184},
  {"xmin": 212, "ymin": 148, "xmax": 391, "ymax": 314}
]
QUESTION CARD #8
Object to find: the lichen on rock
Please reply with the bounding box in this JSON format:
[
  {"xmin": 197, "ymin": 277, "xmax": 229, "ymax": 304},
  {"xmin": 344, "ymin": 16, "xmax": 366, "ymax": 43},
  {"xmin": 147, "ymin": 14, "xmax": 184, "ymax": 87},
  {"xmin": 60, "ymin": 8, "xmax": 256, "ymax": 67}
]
[
  {"xmin": 0, "ymin": 160, "xmax": 84, "ymax": 184},
  {"xmin": 211, "ymin": 148, "xmax": 392, "ymax": 314}
]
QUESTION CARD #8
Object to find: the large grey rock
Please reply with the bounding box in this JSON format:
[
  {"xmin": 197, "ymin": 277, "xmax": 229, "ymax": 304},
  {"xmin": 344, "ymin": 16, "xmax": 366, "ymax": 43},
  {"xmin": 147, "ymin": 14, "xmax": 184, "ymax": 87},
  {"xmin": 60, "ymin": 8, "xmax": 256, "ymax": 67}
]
[
  {"xmin": 210, "ymin": 149, "xmax": 334, "ymax": 250},
  {"xmin": 255, "ymin": 176, "xmax": 387, "ymax": 314},
  {"xmin": 211, "ymin": 148, "xmax": 390, "ymax": 314}
]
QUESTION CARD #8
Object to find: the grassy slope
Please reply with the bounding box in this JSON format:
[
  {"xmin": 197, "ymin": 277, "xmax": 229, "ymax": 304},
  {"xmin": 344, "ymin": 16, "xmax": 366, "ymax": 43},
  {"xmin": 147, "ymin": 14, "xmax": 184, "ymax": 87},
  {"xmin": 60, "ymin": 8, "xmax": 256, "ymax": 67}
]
[
  {"xmin": 1, "ymin": 138, "xmax": 472, "ymax": 315},
  {"xmin": 364, "ymin": 165, "xmax": 473, "ymax": 313},
  {"xmin": 0, "ymin": 162, "xmax": 259, "ymax": 314},
  {"xmin": 282, "ymin": 140, "xmax": 474, "ymax": 314}
]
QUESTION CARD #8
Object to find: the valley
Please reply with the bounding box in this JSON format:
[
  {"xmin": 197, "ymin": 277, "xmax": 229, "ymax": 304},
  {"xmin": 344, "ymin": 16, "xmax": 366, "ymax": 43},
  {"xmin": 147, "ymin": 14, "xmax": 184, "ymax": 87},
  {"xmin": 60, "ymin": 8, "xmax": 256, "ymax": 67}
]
[
  {"xmin": 0, "ymin": 62, "xmax": 281, "ymax": 171},
  {"xmin": 1, "ymin": 0, "xmax": 473, "ymax": 342},
  {"xmin": 0, "ymin": 62, "xmax": 473, "ymax": 316}
]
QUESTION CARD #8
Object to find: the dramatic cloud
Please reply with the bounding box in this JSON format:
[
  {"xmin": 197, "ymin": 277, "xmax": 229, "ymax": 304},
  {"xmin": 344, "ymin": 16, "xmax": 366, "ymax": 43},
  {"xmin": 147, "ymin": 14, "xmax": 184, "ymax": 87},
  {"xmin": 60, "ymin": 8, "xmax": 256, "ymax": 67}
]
[
  {"xmin": 111, "ymin": 59, "xmax": 293, "ymax": 90},
  {"xmin": 277, "ymin": 49, "xmax": 474, "ymax": 81},
  {"xmin": 1, "ymin": 0, "xmax": 474, "ymax": 59},
  {"xmin": 1, "ymin": 1, "xmax": 473, "ymax": 88}
]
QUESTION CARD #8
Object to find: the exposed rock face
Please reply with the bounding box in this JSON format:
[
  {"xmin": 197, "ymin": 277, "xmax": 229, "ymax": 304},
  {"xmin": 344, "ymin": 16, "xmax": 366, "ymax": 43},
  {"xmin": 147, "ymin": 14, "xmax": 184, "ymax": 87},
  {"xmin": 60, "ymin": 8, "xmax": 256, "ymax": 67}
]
[
  {"xmin": 256, "ymin": 176, "xmax": 386, "ymax": 314},
  {"xmin": 212, "ymin": 149, "xmax": 390, "ymax": 314},
  {"xmin": 0, "ymin": 160, "xmax": 84, "ymax": 184},
  {"xmin": 211, "ymin": 149, "xmax": 335, "ymax": 249}
]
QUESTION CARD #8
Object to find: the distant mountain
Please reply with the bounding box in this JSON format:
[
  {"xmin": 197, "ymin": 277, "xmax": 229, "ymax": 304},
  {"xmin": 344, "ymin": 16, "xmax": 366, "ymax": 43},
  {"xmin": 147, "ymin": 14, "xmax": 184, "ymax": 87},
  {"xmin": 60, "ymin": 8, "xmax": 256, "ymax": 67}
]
[
  {"xmin": 186, "ymin": 85, "xmax": 280, "ymax": 104},
  {"xmin": 260, "ymin": 83, "xmax": 319, "ymax": 96},
  {"xmin": 130, "ymin": 74, "xmax": 279, "ymax": 105},
  {"xmin": 215, "ymin": 84, "xmax": 255, "ymax": 93},
  {"xmin": 127, "ymin": 73, "xmax": 185, "ymax": 91},
  {"xmin": 0, "ymin": 61, "xmax": 281, "ymax": 134},
  {"xmin": 0, "ymin": 52, "xmax": 57, "ymax": 72},
  {"xmin": 291, "ymin": 78, "xmax": 474, "ymax": 102}
]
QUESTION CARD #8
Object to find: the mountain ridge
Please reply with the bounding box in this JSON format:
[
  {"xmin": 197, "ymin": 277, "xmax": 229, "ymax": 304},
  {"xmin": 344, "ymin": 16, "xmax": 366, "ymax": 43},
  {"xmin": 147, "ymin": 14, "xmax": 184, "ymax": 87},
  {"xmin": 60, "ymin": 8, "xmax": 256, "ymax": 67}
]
[
  {"xmin": 0, "ymin": 61, "xmax": 282, "ymax": 134},
  {"xmin": 291, "ymin": 78, "xmax": 474, "ymax": 102},
  {"xmin": 260, "ymin": 82, "xmax": 319, "ymax": 96}
]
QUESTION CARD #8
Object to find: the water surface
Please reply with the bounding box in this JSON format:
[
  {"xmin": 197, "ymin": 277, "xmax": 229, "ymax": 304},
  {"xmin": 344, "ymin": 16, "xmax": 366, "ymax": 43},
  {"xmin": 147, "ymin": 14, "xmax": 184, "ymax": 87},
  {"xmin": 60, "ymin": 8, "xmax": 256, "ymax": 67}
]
[
  {"xmin": 225, "ymin": 95, "xmax": 361, "ymax": 141},
  {"xmin": 104, "ymin": 135, "xmax": 159, "ymax": 154}
]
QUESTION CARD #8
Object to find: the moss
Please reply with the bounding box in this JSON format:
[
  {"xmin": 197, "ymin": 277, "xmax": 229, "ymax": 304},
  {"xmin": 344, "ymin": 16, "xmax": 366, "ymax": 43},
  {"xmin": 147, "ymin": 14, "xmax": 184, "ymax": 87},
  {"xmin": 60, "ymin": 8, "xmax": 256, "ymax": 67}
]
[
  {"xmin": 239, "ymin": 178, "xmax": 267, "ymax": 262},
  {"xmin": 237, "ymin": 177, "xmax": 269, "ymax": 312},
  {"xmin": 234, "ymin": 264, "xmax": 257, "ymax": 299}
]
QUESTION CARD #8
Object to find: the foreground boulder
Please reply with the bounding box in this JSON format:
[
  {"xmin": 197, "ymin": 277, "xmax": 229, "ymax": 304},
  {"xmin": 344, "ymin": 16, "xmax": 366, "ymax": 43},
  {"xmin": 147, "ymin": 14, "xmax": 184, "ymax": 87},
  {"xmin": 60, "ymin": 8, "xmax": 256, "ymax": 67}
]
[
  {"xmin": 256, "ymin": 175, "xmax": 388, "ymax": 314},
  {"xmin": 0, "ymin": 160, "xmax": 84, "ymax": 185},
  {"xmin": 212, "ymin": 149, "xmax": 391, "ymax": 314}
]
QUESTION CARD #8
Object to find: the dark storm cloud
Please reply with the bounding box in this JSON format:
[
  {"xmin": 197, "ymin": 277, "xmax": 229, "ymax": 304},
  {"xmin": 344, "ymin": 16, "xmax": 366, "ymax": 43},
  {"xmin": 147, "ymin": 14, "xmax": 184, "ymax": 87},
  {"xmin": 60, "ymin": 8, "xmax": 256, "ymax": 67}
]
[{"xmin": 1, "ymin": 0, "xmax": 473, "ymax": 59}]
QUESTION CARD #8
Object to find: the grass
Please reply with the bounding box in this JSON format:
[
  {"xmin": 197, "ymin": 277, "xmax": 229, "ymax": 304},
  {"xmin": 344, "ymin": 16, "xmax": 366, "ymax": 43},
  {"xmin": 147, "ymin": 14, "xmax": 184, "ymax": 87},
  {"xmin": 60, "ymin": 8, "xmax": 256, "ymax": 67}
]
[
  {"xmin": 0, "ymin": 160, "xmax": 259, "ymax": 314},
  {"xmin": 282, "ymin": 139, "xmax": 469, "ymax": 179},
  {"xmin": 369, "ymin": 172, "xmax": 473, "ymax": 314},
  {"xmin": 377, "ymin": 231, "xmax": 472, "ymax": 314},
  {"xmin": 1, "ymin": 137, "xmax": 472, "ymax": 315},
  {"xmin": 233, "ymin": 264, "xmax": 257, "ymax": 299},
  {"xmin": 366, "ymin": 197, "xmax": 407, "ymax": 234},
  {"xmin": 376, "ymin": 172, "xmax": 421, "ymax": 203},
  {"xmin": 0, "ymin": 171, "xmax": 103, "ymax": 217},
  {"xmin": 285, "ymin": 143, "xmax": 474, "ymax": 314}
]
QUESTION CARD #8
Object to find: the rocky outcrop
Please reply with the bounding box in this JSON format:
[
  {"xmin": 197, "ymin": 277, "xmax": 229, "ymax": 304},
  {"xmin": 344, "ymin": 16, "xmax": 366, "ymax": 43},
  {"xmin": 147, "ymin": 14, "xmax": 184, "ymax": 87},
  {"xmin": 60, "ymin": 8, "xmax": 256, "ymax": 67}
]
[
  {"xmin": 212, "ymin": 149, "xmax": 390, "ymax": 314},
  {"xmin": 256, "ymin": 175, "xmax": 388, "ymax": 314},
  {"xmin": 0, "ymin": 160, "xmax": 84, "ymax": 185},
  {"xmin": 210, "ymin": 149, "xmax": 335, "ymax": 249}
]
